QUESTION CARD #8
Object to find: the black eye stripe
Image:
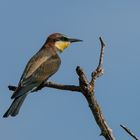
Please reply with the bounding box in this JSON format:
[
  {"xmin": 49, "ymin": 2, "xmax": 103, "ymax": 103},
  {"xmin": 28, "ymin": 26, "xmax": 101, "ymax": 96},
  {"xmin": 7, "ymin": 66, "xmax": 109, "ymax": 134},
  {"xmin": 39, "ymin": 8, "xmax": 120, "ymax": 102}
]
[
  {"xmin": 47, "ymin": 36, "xmax": 69, "ymax": 42},
  {"xmin": 59, "ymin": 36, "xmax": 68, "ymax": 41}
]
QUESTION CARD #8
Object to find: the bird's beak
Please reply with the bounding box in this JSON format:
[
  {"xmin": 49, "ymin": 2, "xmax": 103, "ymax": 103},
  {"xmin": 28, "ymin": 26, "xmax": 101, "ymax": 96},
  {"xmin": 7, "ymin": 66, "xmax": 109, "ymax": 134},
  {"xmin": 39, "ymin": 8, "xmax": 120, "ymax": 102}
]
[{"xmin": 68, "ymin": 38, "xmax": 83, "ymax": 43}]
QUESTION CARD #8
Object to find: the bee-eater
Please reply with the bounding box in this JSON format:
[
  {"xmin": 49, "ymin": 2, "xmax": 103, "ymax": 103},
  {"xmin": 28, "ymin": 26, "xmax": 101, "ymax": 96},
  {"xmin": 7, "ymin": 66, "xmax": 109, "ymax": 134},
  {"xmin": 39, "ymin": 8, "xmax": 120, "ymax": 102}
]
[{"xmin": 3, "ymin": 33, "xmax": 82, "ymax": 118}]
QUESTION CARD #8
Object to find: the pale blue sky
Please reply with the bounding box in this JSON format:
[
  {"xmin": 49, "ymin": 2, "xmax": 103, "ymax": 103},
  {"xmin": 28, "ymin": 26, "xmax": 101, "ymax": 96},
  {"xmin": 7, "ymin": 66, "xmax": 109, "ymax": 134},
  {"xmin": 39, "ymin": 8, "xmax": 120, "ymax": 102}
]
[{"xmin": 0, "ymin": 0, "xmax": 140, "ymax": 140}]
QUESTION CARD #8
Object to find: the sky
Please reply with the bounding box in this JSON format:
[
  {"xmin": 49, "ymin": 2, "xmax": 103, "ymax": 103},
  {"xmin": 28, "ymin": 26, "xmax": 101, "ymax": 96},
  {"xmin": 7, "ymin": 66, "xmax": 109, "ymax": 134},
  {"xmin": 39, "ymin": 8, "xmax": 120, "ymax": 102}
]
[{"xmin": 0, "ymin": 0, "xmax": 140, "ymax": 140}]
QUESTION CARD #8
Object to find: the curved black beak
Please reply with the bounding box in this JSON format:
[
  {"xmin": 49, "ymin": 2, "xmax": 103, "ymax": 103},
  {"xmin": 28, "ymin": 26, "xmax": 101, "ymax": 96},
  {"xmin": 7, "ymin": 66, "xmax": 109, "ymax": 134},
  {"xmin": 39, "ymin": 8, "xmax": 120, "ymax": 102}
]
[{"xmin": 68, "ymin": 38, "xmax": 83, "ymax": 43}]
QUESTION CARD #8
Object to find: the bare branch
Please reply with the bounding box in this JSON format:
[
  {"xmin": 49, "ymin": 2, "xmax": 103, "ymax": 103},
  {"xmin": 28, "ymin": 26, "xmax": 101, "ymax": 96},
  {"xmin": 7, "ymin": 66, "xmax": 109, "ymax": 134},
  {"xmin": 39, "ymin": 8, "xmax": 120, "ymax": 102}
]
[
  {"xmin": 98, "ymin": 37, "xmax": 106, "ymax": 69},
  {"xmin": 90, "ymin": 37, "xmax": 105, "ymax": 86},
  {"xmin": 8, "ymin": 85, "xmax": 17, "ymax": 91},
  {"xmin": 8, "ymin": 82, "xmax": 81, "ymax": 92},
  {"xmin": 76, "ymin": 66, "xmax": 89, "ymax": 86},
  {"xmin": 120, "ymin": 125, "xmax": 140, "ymax": 140},
  {"xmin": 36, "ymin": 82, "xmax": 81, "ymax": 92},
  {"xmin": 76, "ymin": 37, "xmax": 115, "ymax": 140}
]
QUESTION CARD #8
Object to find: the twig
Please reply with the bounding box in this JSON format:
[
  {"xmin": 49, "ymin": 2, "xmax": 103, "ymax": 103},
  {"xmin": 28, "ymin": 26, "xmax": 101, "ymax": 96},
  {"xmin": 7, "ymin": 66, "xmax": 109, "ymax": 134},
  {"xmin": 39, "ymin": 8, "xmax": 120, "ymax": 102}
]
[
  {"xmin": 8, "ymin": 37, "xmax": 115, "ymax": 140},
  {"xmin": 8, "ymin": 85, "xmax": 17, "ymax": 91},
  {"xmin": 98, "ymin": 37, "xmax": 105, "ymax": 69},
  {"xmin": 120, "ymin": 125, "xmax": 140, "ymax": 140},
  {"xmin": 90, "ymin": 37, "xmax": 105, "ymax": 87}
]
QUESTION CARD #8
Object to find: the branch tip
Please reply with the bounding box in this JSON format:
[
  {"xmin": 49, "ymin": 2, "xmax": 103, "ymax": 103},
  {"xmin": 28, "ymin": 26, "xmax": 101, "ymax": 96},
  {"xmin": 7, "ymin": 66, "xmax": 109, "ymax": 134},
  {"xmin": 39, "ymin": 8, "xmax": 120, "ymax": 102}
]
[
  {"xmin": 76, "ymin": 66, "xmax": 84, "ymax": 75},
  {"xmin": 120, "ymin": 124, "xmax": 140, "ymax": 140},
  {"xmin": 8, "ymin": 85, "xmax": 16, "ymax": 91},
  {"xmin": 99, "ymin": 37, "xmax": 106, "ymax": 47}
]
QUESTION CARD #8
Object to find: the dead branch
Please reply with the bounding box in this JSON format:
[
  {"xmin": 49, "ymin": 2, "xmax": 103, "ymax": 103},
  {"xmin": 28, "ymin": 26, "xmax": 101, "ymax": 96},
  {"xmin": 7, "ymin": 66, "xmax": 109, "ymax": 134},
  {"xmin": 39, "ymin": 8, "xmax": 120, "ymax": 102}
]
[
  {"xmin": 8, "ymin": 37, "xmax": 116, "ymax": 140},
  {"xmin": 120, "ymin": 125, "xmax": 140, "ymax": 140}
]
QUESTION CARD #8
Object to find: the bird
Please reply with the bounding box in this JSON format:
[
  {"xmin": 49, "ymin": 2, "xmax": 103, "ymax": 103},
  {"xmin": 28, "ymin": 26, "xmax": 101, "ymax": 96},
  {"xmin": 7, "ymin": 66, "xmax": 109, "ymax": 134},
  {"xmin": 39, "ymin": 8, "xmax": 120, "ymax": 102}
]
[{"xmin": 3, "ymin": 33, "xmax": 82, "ymax": 118}]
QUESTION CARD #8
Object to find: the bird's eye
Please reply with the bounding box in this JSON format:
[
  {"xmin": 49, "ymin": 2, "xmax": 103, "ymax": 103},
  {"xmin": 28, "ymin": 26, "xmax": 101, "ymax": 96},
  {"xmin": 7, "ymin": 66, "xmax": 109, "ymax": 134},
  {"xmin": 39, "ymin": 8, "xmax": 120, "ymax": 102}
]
[{"xmin": 60, "ymin": 37, "xmax": 68, "ymax": 42}]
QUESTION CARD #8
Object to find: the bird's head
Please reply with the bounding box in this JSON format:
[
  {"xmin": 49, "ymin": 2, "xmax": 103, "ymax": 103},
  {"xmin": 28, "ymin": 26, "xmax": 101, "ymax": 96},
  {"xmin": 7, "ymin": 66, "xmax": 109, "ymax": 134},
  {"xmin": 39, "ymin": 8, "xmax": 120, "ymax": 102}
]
[{"xmin": 46, "ymin": 33, "xmax": 82, "ymax": 52}]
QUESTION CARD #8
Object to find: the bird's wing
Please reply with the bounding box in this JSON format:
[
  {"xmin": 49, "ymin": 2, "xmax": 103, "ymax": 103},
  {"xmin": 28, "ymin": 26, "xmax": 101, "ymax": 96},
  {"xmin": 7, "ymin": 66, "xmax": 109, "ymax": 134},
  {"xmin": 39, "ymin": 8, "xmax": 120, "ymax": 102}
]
[
  {"xmin": 19, "ymin": 49, "xmax": 52, "ymax": 85},
  {"xmin": 12, "ymin": 50, "xmax": 61, "ymax": 99},
  {"xmin": 25, "ymin": 54, "xmax": 61, "ymax": 83}
]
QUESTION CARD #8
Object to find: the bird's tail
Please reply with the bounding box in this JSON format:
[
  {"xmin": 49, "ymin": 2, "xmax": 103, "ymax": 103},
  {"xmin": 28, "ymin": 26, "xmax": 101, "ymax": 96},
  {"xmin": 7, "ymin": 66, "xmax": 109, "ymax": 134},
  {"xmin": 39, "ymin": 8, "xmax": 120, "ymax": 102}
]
[{"xmin": 3, "ymin": 94, "xmax": 27, "ymax": 118}]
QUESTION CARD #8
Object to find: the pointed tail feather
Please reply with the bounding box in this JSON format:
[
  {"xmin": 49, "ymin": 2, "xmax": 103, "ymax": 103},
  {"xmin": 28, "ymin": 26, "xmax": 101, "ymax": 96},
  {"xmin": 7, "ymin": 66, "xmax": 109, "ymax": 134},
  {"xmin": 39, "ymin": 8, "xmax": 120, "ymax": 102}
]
[{"xmin": 3, "ymin": 94, "xmax": 27, "ymax": 118}]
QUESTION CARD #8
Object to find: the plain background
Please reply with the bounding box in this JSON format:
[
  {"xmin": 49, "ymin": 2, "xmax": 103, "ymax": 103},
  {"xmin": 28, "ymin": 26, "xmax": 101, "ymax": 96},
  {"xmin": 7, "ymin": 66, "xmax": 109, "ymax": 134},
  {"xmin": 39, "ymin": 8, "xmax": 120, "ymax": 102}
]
[{"xmin": 0, "ymin": 0, "xmax": 140, "ymax": 140}]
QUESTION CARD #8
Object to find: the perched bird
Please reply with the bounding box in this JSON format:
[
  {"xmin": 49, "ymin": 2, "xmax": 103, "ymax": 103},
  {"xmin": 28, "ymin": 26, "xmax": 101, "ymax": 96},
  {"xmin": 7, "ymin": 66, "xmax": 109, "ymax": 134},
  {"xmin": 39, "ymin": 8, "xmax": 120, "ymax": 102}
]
[{"xmin": 3, "ymin": 33, "xmax": 82, "ymax": 118}]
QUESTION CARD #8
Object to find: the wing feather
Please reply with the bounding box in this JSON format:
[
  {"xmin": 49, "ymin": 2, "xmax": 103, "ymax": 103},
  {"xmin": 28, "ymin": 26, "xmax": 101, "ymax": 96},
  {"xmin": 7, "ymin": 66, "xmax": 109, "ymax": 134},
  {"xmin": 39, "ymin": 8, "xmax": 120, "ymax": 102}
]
[{"xmin": 12, "ymin": 49, "xmax": 61, "ymax": 98}]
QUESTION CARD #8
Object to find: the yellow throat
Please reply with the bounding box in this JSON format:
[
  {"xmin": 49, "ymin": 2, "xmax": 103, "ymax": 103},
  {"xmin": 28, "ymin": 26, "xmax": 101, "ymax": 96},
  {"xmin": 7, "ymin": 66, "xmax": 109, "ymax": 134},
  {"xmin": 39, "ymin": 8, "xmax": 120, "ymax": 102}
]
[{"xmin": 55, "ymin": 41, "xmax": 70, "ymax": 52}]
